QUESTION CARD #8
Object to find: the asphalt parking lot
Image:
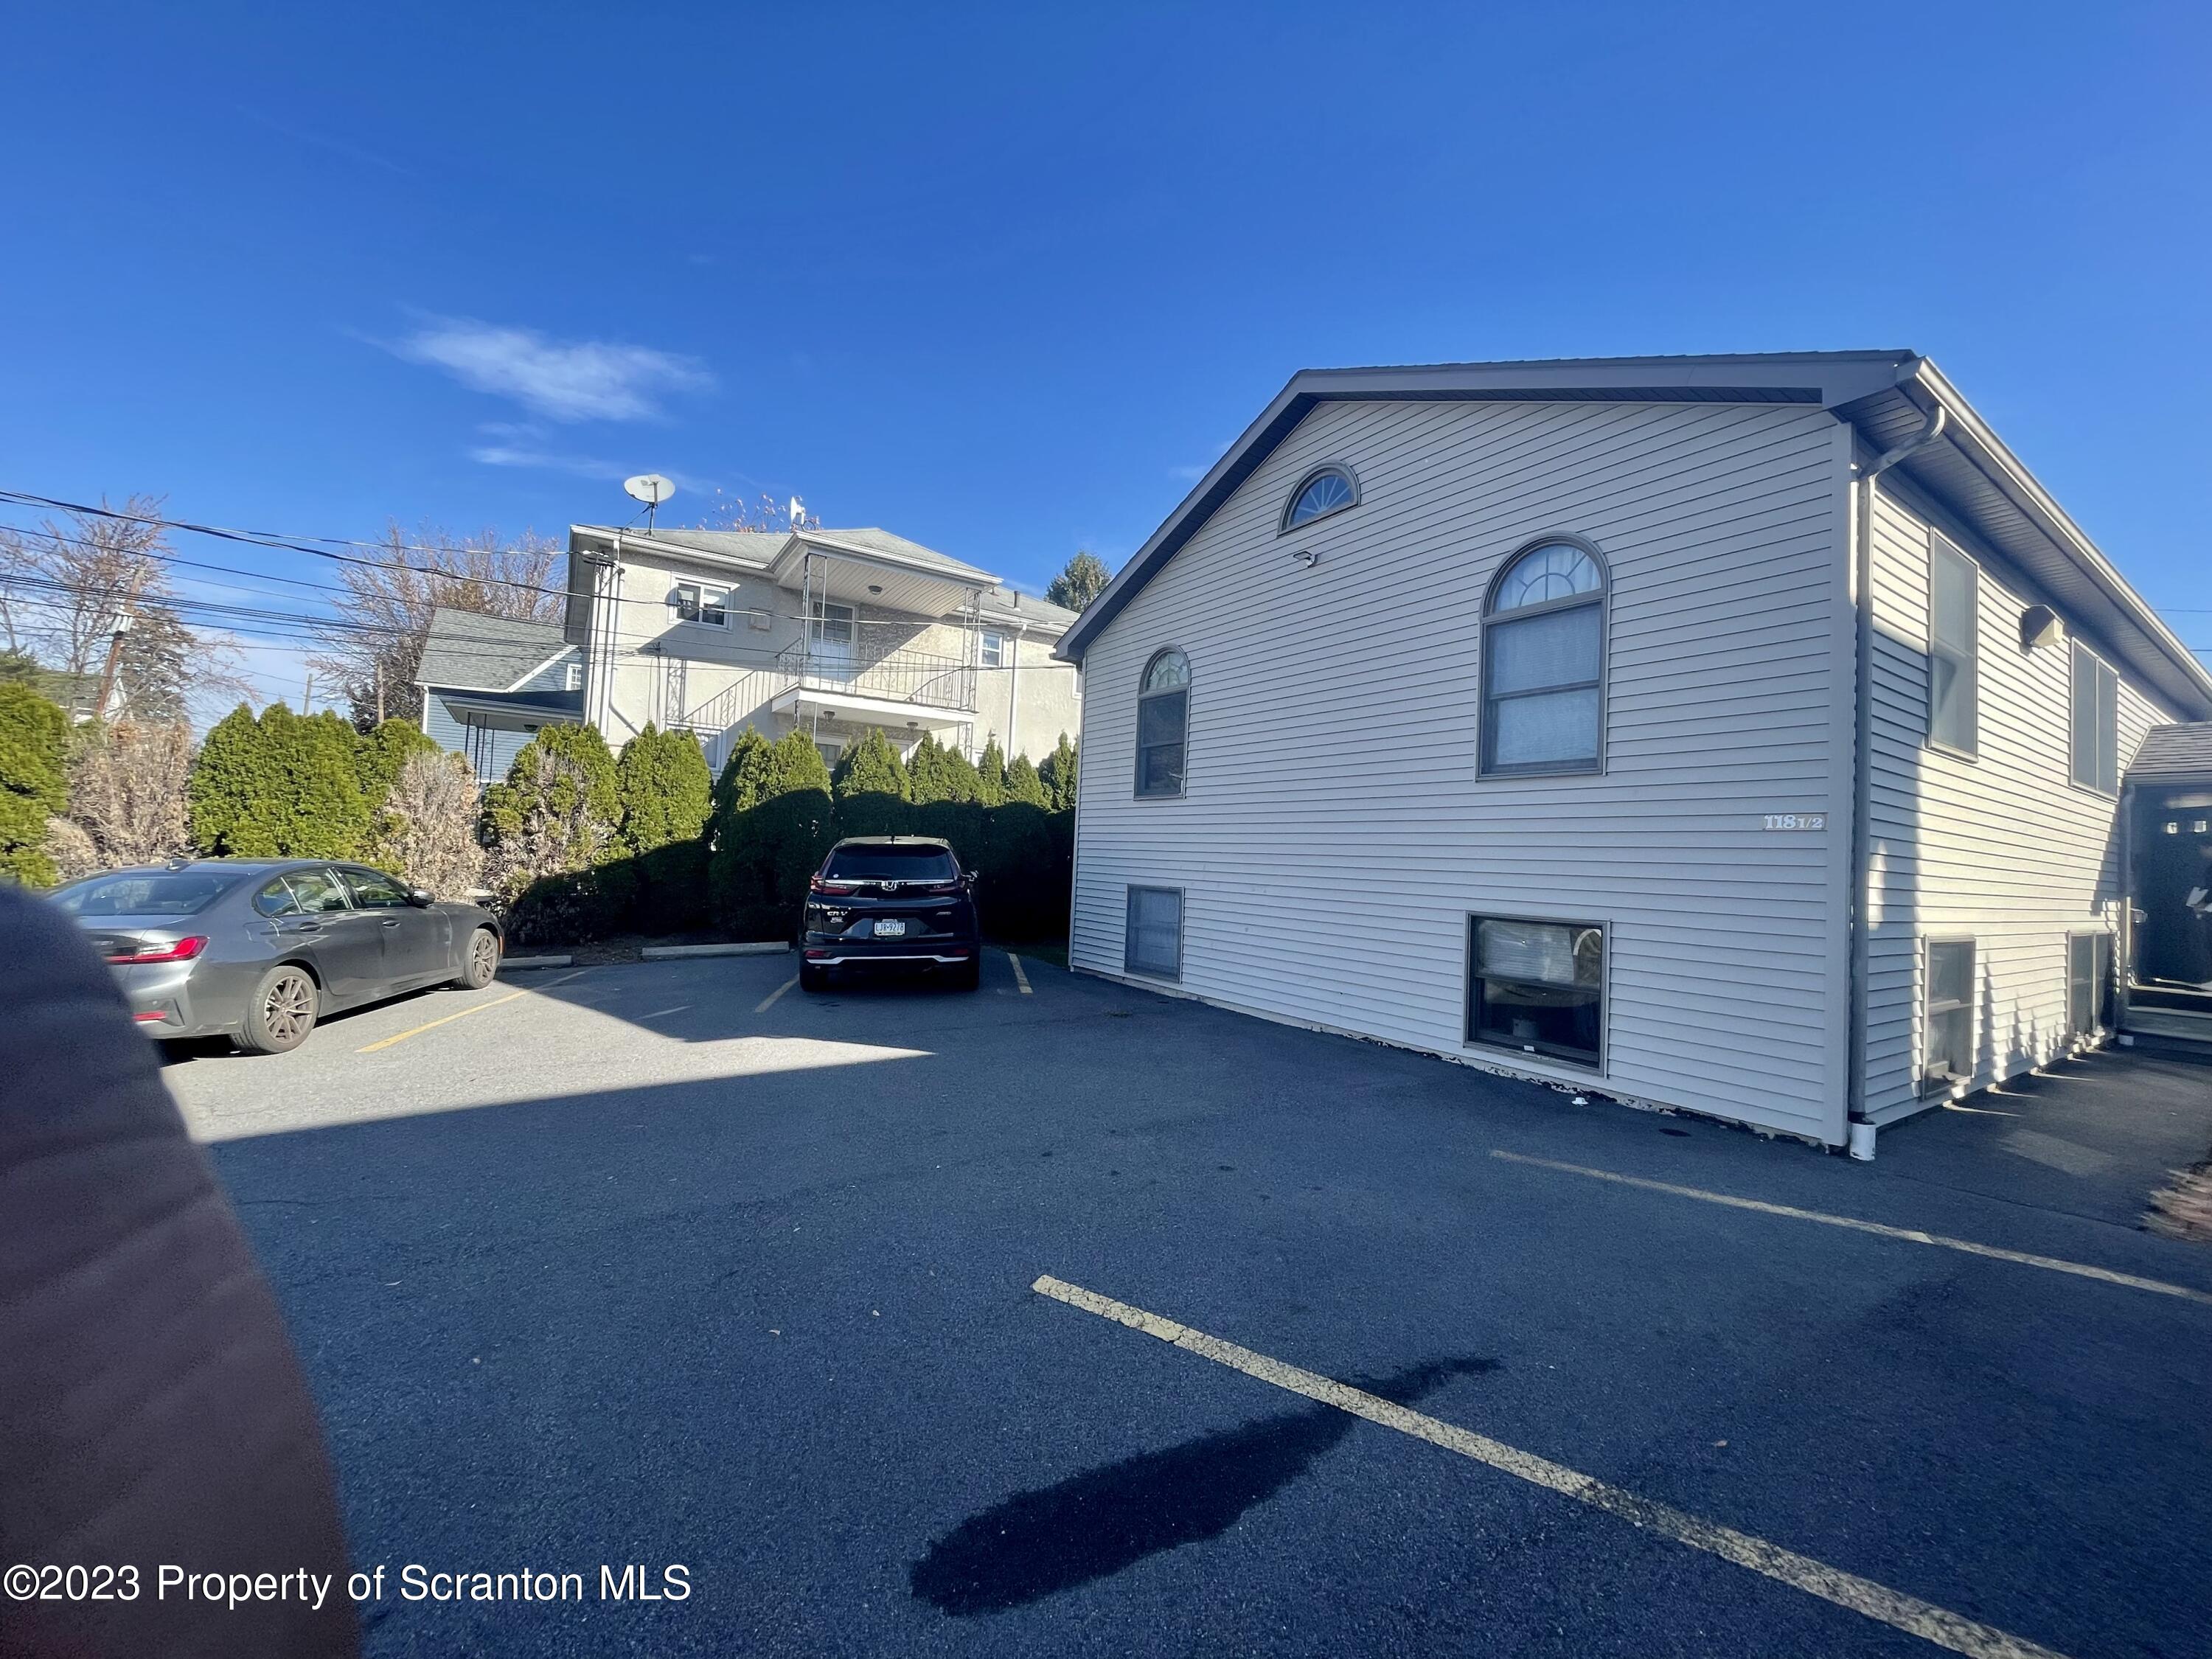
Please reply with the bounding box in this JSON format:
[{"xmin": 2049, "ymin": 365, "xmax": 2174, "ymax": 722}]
[{"xmin": 167, "ymin": 951, "xmax": 2212, "ymax": 1659}]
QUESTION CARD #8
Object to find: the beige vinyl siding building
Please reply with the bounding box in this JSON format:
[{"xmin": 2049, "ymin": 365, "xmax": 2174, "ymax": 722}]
[{"xmin": 1058, "ymin": 353, "xmax": 2212, "ymax": 1151}]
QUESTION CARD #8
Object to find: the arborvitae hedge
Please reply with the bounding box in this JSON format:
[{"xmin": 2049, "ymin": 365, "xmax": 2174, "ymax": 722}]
[
  {"xmin": 480, "ymin": 723, "xmax": 623, "ymax": 942},
  {"xmin": 185, "ymin": 703, "xmax": 375, "ymax": 859},
  {"xmin": 832, "ymin": 728, "xmax": 909, "ymax": 838},
  {"xmin": 0, "ymin": 683, "xmax": 68, "ymax": 885},
  {"xmin": 709, "ymin": 728, "xmax": 835, "ymax": 938},
  {"xmin": 974, "ymin": 736, "xmax": 1007, "ymax": 806},
  {"xmin": 1038, "ymin": 731, "xmax": 1078, "ymax": 810},
  {"xmin": 1002, "ymin": 754, "xmax": 1049, "ymax": 807},
  {"xmin": 615, "ymin": 723, "xmax": 714, "ymax": 930}
]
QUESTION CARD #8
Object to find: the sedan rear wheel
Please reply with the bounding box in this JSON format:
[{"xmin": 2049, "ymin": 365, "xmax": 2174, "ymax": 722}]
[
  {"xmin": 455, "ymin": 926, "xmax": 500, "ymax": 990},
  {"xmin": 239, "ymin": 965, "xmax": 318, "ymax": 1054}
]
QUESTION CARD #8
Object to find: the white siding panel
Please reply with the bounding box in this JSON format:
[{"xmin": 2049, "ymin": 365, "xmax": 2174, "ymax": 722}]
[
  {"xmin": 1860, "ymin": 478, "xmax": 2181, "ymax": 1121},
  {"xmin": 1071, "ymin": 400, "xmax": 1849, "ymax": 1143}
]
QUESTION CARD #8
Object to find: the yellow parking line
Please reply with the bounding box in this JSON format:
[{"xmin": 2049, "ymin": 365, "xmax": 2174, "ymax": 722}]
[
  {"xmin": 1034, "ymin": 1274, "xmax": 2072, "ymax": 1659},
  {"xmin": 1006, "ymin": 952, "xmax": 1032, "ymax": 995},
  {"xmin": 357, "ymin": 990, "xmax": 526, "ymax": 1053},
  {"xmin": 1490, "ymin": 1151, "xmax": 2212, "ymax": 1308},
  {"xmin": 755, "ymin": 976, "xmax": 797, "ymax": 1013}
]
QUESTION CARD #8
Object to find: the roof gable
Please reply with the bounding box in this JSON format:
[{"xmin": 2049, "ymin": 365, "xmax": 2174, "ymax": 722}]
[{"xmin": 416, "ymin": 608, "xmax": 572, "ymax": 692}]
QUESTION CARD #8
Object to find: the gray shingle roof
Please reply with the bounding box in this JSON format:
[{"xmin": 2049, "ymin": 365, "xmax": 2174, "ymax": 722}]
[
  {"xmin": 417, "ymin": 608, "xmax": 571, "ymax": 691},
  {"xmin": 799, "ymin": 528, "xmax": 996, "ymax": 585},
  {"xmin": 617, "ymin": 529, "xmax": 790, "ymax": 566},
  {"xmin": 2129, "ymin": 722, "xmax": 2212, "ymax": 783},
  {"xmin": 981, "ymin": 585, "xmax": 1079, "ymax": 633}
]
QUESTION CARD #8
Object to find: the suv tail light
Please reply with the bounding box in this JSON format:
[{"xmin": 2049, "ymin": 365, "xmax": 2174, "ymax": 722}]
[
  {"xmin": 810, "ymin": 877, "xmax": 859, "ymax": 896},
  {"xmin": 106, "ymin": 935, "xmax": 208, "ymax": 965}
]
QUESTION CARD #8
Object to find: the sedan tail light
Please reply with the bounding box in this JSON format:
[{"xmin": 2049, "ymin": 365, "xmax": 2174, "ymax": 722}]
[{"xmin": 106, "ymin": 935, "xmax": 209, "ymax": 964}]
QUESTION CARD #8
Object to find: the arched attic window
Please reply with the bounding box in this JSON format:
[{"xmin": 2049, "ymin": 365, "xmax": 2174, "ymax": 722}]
[
  {"xmin": 1480, "ymin": 540, "xmax": 1607, "ymax": 776},
  {"xmin": 1135, "ymin": 648, "xmax": 1190, "ymax": 797},
  {"xmin": 1280, "ymin": 465, "xmax": 1359, "ymax": 533}
]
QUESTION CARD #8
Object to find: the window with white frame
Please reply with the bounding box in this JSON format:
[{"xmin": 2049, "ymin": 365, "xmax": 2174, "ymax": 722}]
[
  {"xmin": 1125, "ymin": 886, "xmax": 1183, "ymax": 978},
  {"xmin": 1468, "ymin": 916, "xmax": 1604, "ymax": 1068},
  {"xmin": 1481, "ymin": 540, "xmax": 1606, "ymax": 776},
  {"xmin": 671, "ymin": 582, "xmax": 730, "ymax": 627},
  {"xmin": 1922, "ymin": 939, "xmax": 1976, "ymax": 1094},
  {"xmin": 808, "ymin": 599, "xmax": 855, "ymax": 646},
  {"xmin": 1927, "ymin": 535, "xmax": 1978, "ymax": 755},
  {"xmin": 564, "ymin": 661, "xmax": 582, "ymax": 692},
  {"xmin": 981, "ymin": 630, "xmax": 1006, "ymax": 668},
  {"xmin": 2067, "ymin": 932, "xmax": 2112, "ymax": 1039},
  {"xmin": 2070, "ymin": 639, "xmax": 2120, "ymax": 794},
  {"xmin": 1135, "ymin": 649, "xmax": 1190, "ymax": 797}
]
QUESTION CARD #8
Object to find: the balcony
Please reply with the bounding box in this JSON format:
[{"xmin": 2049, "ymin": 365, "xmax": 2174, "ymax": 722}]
[{"xmin": 771, "ymin": 640, "xmax": 977, "ymax": 728}]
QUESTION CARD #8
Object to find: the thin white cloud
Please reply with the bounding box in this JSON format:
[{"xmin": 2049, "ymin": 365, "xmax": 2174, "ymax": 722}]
[{"xmin": 391, "ymin": 316, "xmax": 714, "ymax": 422}]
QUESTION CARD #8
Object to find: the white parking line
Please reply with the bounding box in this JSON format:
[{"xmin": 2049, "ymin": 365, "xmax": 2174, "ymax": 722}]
[
  {"xmin": 639, "ymin": 1005, "xmax": 692, "ymax": 1020},
  {"xmin": 1490, "ymin": 1151, "xmax": 2212, "ymax": 1309},
  {"xmin": 755, "ymin": 976, "xmax": 797, "ymax": 1013},
  {"xmin": 1006, "ymin": 952, "xmax": 1032, "ymax": 995},
  {"xmin": 1033, "ymin": 1275, "xmax": 2072, "ymax": 1659}
]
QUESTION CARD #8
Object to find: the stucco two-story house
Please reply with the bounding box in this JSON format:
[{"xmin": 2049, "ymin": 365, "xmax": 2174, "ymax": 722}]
[
  {"xmin": 418, "ymin": 526, "xmax": 1082, "ymax": 783},
  {"xmin": 563, "ymin": 525, "xmax": 1080, "ymax": 773},
  {"xmin": 1054, "ymin": 352, "xmax": 2212, "ymax": 1152}
]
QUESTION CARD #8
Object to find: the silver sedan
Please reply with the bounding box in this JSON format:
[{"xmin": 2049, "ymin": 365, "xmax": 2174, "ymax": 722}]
[{"xmin": 49, "ymin": 859, "xmax": 504, "ymax": 1054}]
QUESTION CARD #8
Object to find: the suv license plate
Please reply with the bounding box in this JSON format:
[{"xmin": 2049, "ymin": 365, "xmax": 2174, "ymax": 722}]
[{"xmin": 874, "ymin": 919, "xmax": 908, "ymax": 938}]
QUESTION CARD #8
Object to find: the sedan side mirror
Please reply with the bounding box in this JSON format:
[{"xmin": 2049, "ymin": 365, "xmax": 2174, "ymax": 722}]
[{"xmin": 406, "ymin": 886, "xmax": 435, "ymax": 907}]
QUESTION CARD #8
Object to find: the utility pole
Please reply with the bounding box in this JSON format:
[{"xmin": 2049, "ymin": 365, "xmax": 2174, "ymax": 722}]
[
  {"xmin": 375, "ymin": 662, "xmax": 386, "ymax": 726},
  {"xmin": 303, "ymin": 668, "xmax": 314, "ymax": 714},
  {"xmin": 91, "ymin": 611, "xmax": 133, "ymax": 723}
]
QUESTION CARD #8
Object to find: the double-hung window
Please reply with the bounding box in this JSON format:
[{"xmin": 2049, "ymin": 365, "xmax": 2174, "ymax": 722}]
[
  {"xmin": 2067, "ymin": 932, "xmax": 2112, "ymax": 1039},
  {"xmin": 1481, "ymin": 541, "xmax": 1606, "ymax": 775},
  {"xmin": 1125, "ymin": 886, "xmax": 1183, "ymax": 978},
  {"xmin": 1922, "ymin": 939, "xmax": 1976, "ymax": 1095},
  {"xmin": 981, "ymin": 630, "xmax": 1006, "ymax": 669},
  {"xmin": 1135, "ymin": 649, "xmax": 1190, "ymax": 797},
  {"xmin": 1468, "ymin": 916, "xmax": 1604, "ymax": 1068},
  {"xmin": 2070, "ymin": 640, "xmax": 2120, "ymax": 793},
  {"xmin": 1927, "ymin": 535, "xmax": 1978, "ymax": 755}
]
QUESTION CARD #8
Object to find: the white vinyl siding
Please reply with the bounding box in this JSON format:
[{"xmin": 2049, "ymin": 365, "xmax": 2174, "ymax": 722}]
[
  {"xmin": 1859, "ymin": 476, "xmax": 2180, "ymax": 1121},
  {"xmin": 1070, "ymin": 397, "xmax": 1851, "ymax": 1144}
]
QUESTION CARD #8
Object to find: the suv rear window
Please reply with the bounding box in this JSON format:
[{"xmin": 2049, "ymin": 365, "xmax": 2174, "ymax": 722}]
[
  {"xmin": 51, "ymin": 871, "xmax": 241, "ymax": 917},
  {"xmin": 824, "ymin": 845, "xmax": 959, "ymax": 882}
]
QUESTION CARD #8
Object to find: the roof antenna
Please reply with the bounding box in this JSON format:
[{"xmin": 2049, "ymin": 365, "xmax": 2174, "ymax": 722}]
[
  {"xmin": 625, "ymin": 473, "xmax": 676, "ymax": 531},
  {"xmin": 788, "ymin": 495, "xmax": 805, "ymax": 529}
]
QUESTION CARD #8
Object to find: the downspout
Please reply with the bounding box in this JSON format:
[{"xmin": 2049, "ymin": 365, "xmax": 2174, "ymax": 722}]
[
  {"xmin": 1007, "ymin": 622, "xmax": 1025, "ymax": 757},
  {"xmin": 1846, "ymin": 403, "xmax": 1947, "ymax": 1160}
]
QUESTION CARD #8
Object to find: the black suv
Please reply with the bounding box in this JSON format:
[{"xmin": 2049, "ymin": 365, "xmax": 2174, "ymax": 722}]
[{"xmin": 799, "ymin": 837, "xmax": 981, "ymax": 992}]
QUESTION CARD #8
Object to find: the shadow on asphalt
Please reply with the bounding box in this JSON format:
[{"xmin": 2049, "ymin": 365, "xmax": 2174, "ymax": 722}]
[{"xmin": 908, "ymin": 1354, "xmax": 1497, "ymax": 1616}]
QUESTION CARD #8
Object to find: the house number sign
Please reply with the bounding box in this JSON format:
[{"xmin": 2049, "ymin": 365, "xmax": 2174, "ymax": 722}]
[{"xmin": 1761, "ymin": 813, "xmax": 1826, "ymax": 831}]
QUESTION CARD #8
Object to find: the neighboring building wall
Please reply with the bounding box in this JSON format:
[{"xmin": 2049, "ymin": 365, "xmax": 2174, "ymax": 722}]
[
  {"xmin": 1069, "ymin": 397, "xmax": 1854, "ymax": 1144},
  {"xmin": 975, "ymin": 630, "xmax": 1082, "ymax": 761},
  {"xmin": 424, "ymin": 694, "xmax": 547, "ymax": 784},
  {"xmin": 1859, "ymin": 476, "xmax": 2182, "ymax": 1121}
]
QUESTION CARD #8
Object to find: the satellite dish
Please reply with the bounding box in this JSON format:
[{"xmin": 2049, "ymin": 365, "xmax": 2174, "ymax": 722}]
[{"xmin": 623, "ymin": 473, "xmax": 676, "ymax": 530}]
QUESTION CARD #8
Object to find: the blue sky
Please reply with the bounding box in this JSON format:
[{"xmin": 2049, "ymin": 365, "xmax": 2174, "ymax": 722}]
[{"xmin": 6, "ymin": 1, "xmax": 2208, "ymax": 704}]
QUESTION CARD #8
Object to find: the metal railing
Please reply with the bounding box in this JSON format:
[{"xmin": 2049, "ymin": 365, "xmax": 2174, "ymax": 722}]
[{"xmin": 773, "ymin": 640, "xmax": 976, "ymax": 712}]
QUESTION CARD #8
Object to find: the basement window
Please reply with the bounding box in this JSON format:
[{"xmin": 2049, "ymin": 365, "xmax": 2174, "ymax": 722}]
[
  {"xmin": 1125, "ymin": 886, "xmax": 1183, "ymax": 980},
  {"xmin": 2067, "ymin": 933, "xmax": 2112, "ymax": 1039},
  {"xmin": 1467, "ymin": 916, "xmax": 1603, "ymax": 1069},
  {"xmin": 1922, "ymin": 939, "xmax": 1977, "ymax": 1096}
]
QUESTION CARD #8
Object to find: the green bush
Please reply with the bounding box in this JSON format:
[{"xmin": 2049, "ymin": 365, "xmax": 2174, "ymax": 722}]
[
  {"xmin": 1002, "ymin": 754, "xmax": 1049, "ymax": 807},
  {"xmin": 832, "ymin": 727, "xmax": 909, "ymax": 838},
  {"xmin": 0, "ymin": 683, "xmax": 69, "ymax": 885},
  {"xmin": 974, "ymin": 736, "xmax": 1007, "ymax": 806},
  {"xmin": 186, "ymin": 703, "xmax": 374, "ymax": 858},
  {"xmin": 616, "ymin": 724, "xmax": 714, "ymax": 931},
  {"xmin": 1038, "ymin": 731, "xmax": 1079, "ymax": 811},
  {"xmin": 357, "ymin": 720, "xmax": 442, "ymax": 810},
  {"xmin": 908, "ymin": 731, "xmax": 982, "ymax": 804},
  {"xmin": 710, "ymin": 728, "xmax": 834, "ymax": 938},
  {"xmin": 481, "ymin": 723, "xmax": 622, "ymax": 939}
]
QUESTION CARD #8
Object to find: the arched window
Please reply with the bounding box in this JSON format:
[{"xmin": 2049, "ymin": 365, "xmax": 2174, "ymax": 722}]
[
  {"xmin": 1135, "ymin": 648, "xmax": 1190, "ymax": 797},
  {"xmin": 1281, "ymin": 465, "xmax": 1359, "ymax": 533},
  {"xmin": 1481, "ymin": 539, "xmax": 1607, "ymax": 775}
]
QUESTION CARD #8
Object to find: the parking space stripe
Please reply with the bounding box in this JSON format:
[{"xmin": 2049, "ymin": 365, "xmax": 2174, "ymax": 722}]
[
  {"xmin": 755, "ymin": 976, "xmax": 797, "ymax": 1013},
  {"xmin": 640, "ymin": 1005, "xmax": 692, "ymax": 1020},
  {"xmin": 356, "ymin": 990, "xmax": 526, "ymax": 1053},
  {"xmin": 1491, "ymin": 1151, "xmax": 2212, "ymax": 1308},
  {"xmin": 1006, "ymin": 952, "xmax": 1032, "ymax": 995},
  {"xmin": 1032, "ymin": 1274, "xmax": 2072, "ymax": 1659}
]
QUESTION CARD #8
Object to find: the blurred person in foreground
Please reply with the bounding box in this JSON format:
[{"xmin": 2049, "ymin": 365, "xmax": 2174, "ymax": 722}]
[{"xmin": 0, "ymin": 883, "xmax": 358, "ymax": 1658}]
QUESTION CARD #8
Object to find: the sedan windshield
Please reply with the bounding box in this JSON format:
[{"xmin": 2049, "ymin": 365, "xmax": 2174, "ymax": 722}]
[
  {"xmin": 50, "ymin": 870, "xmax": 243, "ymax": 917},
  {"xmin": 823, "ymin": 846, "xmax": 959, "ymax": 883}
]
